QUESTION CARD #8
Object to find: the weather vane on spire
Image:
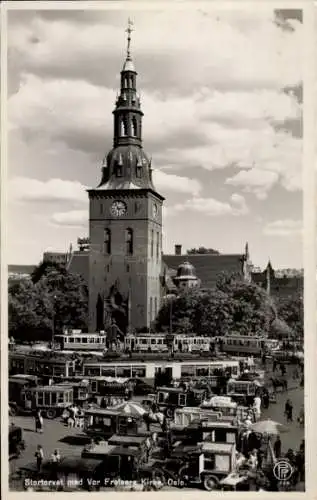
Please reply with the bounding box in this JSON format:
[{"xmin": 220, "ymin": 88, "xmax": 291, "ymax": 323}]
[{"xmin": 125, "ymin": 18, "xmax": 134, "ymax": 59}]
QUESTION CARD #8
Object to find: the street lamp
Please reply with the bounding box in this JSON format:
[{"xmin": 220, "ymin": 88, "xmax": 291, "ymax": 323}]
[{"xmin": 51, "ymin": 295, "xmax": 57, "ymax": 349}]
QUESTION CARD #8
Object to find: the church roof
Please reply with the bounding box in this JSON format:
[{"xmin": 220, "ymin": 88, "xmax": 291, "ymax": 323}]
[{"xmin": 66, "ymin": 251, "xmax": 89, "ymax": 283}]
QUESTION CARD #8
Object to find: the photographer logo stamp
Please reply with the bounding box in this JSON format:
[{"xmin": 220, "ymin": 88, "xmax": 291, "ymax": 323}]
[{"xmin": 273, "ymin": 461, "xmax": 294, "ymax": 481}]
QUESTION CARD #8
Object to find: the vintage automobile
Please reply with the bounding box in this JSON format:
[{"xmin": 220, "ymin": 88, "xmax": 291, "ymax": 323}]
[
  {"xmin": 18, "ymin": 457, "xmax": 105, "ymax": 491},
  {"xmin": 108, "ymin": 434, "xmax": 152, "ymax": 454},
  {"xmin": 174, "ymin": 441, "xmax": 237, "ymax": 490},
  {"xmin": 9, "ymin": 425, "xmax": 25, "ymax": 459},
  {"xmin": 156, "ymin": 386, "xmax": 207, "ymax": 418},
  {"xmin": 9, "ymin": 376, "xmax": 40, "ymax": 416},
  {"xmin": 200, "ymin": 395, "xmax": 254, "ymax": 423},
  {"xmin": 84, "ymin": 408, "xmax": 146, "ymax": 441},
  {"xmin": 82, "ymin": 444, "xmax": 146, "ymax": 481},
  {"xmin": 151, "ymin": 441, "xmax": 238, "ymax": 490},
  {"xmin": 168, "ymin": 419, "xmax": 238, "ymax": 448},
  {"xmin": 226, "ymin": 379, "xmax": 262, "ymax": 405},
  {"xmin": 10, "ymin": 384, "xmax": 74, "ymax": 419}
]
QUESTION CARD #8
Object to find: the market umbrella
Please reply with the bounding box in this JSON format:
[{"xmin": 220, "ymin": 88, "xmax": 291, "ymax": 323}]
[
  {"xmin": 112, "ymin": 401, "xmax": 147, "ymax": 416},
  {"xmin": 250, "ymin": 419, "xmax": 288, "ymax": 435}
]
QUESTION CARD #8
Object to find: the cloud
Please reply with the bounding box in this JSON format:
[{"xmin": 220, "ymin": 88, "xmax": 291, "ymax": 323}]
[
  {"xmin": 170, "ymin": 193, "xmax": 249, "ymax": 217},
  {"xmin": 8, "ymin": 10, "xmax": 303, "ymax": 202},
  {"xmin": 263, "ymin": 219, "xmax": 302, "ymax": 236},
  {"xmin": 9, "ymin": 177, "xmax": 88, "ymax": 205},
  {"xmin": 9, "ymin": 74, "xmax": 302, "ymax": 200},
  {"xmin": 8, "ymin": 10, "xmax": 303, "ymax": 94},
  {"xmin": 226, "ymin": 169, "xmax": 279, "ymax": 199},
  {"xmin": 153, "ymin": 170, "xmax": 201, "ymax": 196},
  {"xmin": 50, "ymin": 210, "xmax": 88, "ymax": 228}
]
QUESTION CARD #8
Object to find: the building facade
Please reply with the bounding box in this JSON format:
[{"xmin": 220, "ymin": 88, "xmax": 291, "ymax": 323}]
[{"xmin": 87, "ymin": 26, "xmax": 164, "ymax": 333}]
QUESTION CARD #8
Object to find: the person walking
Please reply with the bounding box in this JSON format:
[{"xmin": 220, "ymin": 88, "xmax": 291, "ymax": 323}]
[
  {"xmin": 298, "ymin": 405, "xmax": 304, "ymax": 428},
  {"xmin": 35, "ymin": 409, "xmax": 43, "ymax": 433},
  {"xmin": 51, "ymin": 449, "xmax": 61, "ymax": 480},
  {"xmin": 287, "ymin": 400, "xmax": 293, "ymax": 423},
  {"xmin": 284, "ymin": 399, "xmax": 293, "ymax": 423},
  {"xmin": 35, "ymin": 445, "xmax": 44, "ymax": 472},
  {"xmin": 274, "ymin": 435, "xmax": 282, "ymax": 459}
]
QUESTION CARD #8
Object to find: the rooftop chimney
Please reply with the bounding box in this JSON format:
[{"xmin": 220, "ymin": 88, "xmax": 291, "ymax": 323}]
[{"xmin": 175, "ymin": 244, "xmax": 182, "ymax": 256}]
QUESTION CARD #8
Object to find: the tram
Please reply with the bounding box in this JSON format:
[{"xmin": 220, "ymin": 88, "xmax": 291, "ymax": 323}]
[
  {"xmin": 124, "ymin": 333, "xmax": 211, "ymax": 353},
  {"xmin": 216, "ymin": 335, "xmax": 266, "ymax": 357},
  {"xmin": 55, "ymin": 330, "xmax": 107, "ymax": 351},
  {"xmin": 9, "ymin": 350, "xmax": 77, "ymax": 378}
]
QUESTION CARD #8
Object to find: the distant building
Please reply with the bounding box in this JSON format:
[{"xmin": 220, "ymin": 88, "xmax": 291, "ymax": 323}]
[
  {"xmin": 43, "ymin": 252, "xmax": 69, "ymax": 266},
  {"xmin": 8, "ymin": 265, "xmax": 34, "ymax": 284},
  {"xmin": 252, "ymin": 261, "xmax": 303, "ymax": 299}
]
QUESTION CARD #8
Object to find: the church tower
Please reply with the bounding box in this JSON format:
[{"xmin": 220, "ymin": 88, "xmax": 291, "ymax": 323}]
[{"xmin": 88, "ymin": 20, "xmax": 164, "ymax": 333}]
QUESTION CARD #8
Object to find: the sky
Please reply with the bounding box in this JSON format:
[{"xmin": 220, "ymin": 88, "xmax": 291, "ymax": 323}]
[{"xmin": 7, "ymin": 6, "xmax": 303, "ymax": 269}]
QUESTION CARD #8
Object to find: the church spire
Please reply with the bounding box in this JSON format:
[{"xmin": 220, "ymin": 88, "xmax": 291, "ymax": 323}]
[{"xmin": 112, "ymin": 19, "xmax": 143, "ymax": 149}]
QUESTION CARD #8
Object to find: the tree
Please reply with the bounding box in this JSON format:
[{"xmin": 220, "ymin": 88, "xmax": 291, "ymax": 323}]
[
  {"xmin": 9, "ymin": 281, "xmax": 53, "ymax": 342},
  {"xmin": 9, "ymin": 266, "xmax": 88, "ymax": 341},
  {"xmin": 187, "ymin": 247, "xmax": 220, "ymax": 255},
  {"xmin": 31, "ymin": 261, "xmax": 65, "ymax": 284},
  {"xmin": 155, "ymin": 275, "xmax": 276, "ymax": 337},
  {"xmin": 275, "ymin": 293, "xmax": 303, "ymax": 337}
]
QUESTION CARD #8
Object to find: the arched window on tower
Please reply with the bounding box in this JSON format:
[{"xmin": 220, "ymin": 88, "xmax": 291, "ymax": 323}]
[
  {"xmin": 126, "ymin": 228, "xmax": 133, "ymax": 255},
  {"xmin": 104, "ymin": 229, "xmax": 111, "ymax": 255},
  {"xmin": 151, "ymin": 229, "xmax": 154, "ymax": 258},
  {"xmin": 130, "ymin": 75, "xmax": 134, "ymax": 88},
  {"xmin": 150, "ymin": 297, "xmax": 153, "ymax": 322},
  {"xmin": 120, "ymin": 119, "xmax": 127, "ymax": 137},
  {"xmin": 132, "ymin": 116, "xmax": 137, "ymax": 137}
]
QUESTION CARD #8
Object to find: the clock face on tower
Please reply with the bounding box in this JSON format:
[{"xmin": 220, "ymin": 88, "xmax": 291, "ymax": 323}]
[{"xmin": 111, "ymin": 200, "xmax": 127, "ymax": 217}]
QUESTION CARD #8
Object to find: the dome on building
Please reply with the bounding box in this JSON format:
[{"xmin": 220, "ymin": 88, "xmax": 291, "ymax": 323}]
[{"xmin": 175, "ymin": 261, "xmax": 197, "ymax": 280}]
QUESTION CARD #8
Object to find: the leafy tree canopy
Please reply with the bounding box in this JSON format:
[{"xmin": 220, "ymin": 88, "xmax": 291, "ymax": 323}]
[
  {"xmin": 275, "ymin": 293, "xmax": 303, "ymax": 337},
  {"xmin": 9, "ymin": 266, "xmax": 88, "ymax": 342},
  {"xmin": 187, "ymin": 247, "xmax": 220, "ymax": 255},
  {"xmin": 155, "ymin": 273, "xmax": 276, "ymax": 337}
]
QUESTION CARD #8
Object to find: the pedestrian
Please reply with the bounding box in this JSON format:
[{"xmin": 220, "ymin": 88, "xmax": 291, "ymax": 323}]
[
  {"xmin": 35, "ymin": 409, "xmax": 43, "ymax": 433},
  {"xmin": 161, "ymin": 414, "xmax": 168, "ymax": 433},
  {"xmin": 257, "ymin": 448, "xmax": 264, "ymax": 469},
  {"xmin": 272, "ymin": 359, "xmax": 277, "ymax": 373},
  {"xmin": 35, "ymin": 445, "xmax": 44, "ymax": 472},
  {"xmin": 297, "ymin": 405, "xmax": 304, "ymax": 428},
  {"xmin": 274, "ymin": 435, "xmax": 282, "ymax": 459},
  {"xmin": 145, "ymin": 436, "xmax": 151, "ymax": 462},
  {"xmin": 143, "ymin": 412, "xmax": 151, "ymax": 432},
  {"xmin": 262, "ymin": 390, "xmax": 270, "ymax": 409},
  {"xmin": 284, "ymin": 399, "xmax": 293, "ymax": 423},
  {"xmin": 51, "ymin": 449, "xmax": 61, "ymax": 480},
  {"xmin": 287, "ymin": 401, "xmax": 293, "ymax": 423}
]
